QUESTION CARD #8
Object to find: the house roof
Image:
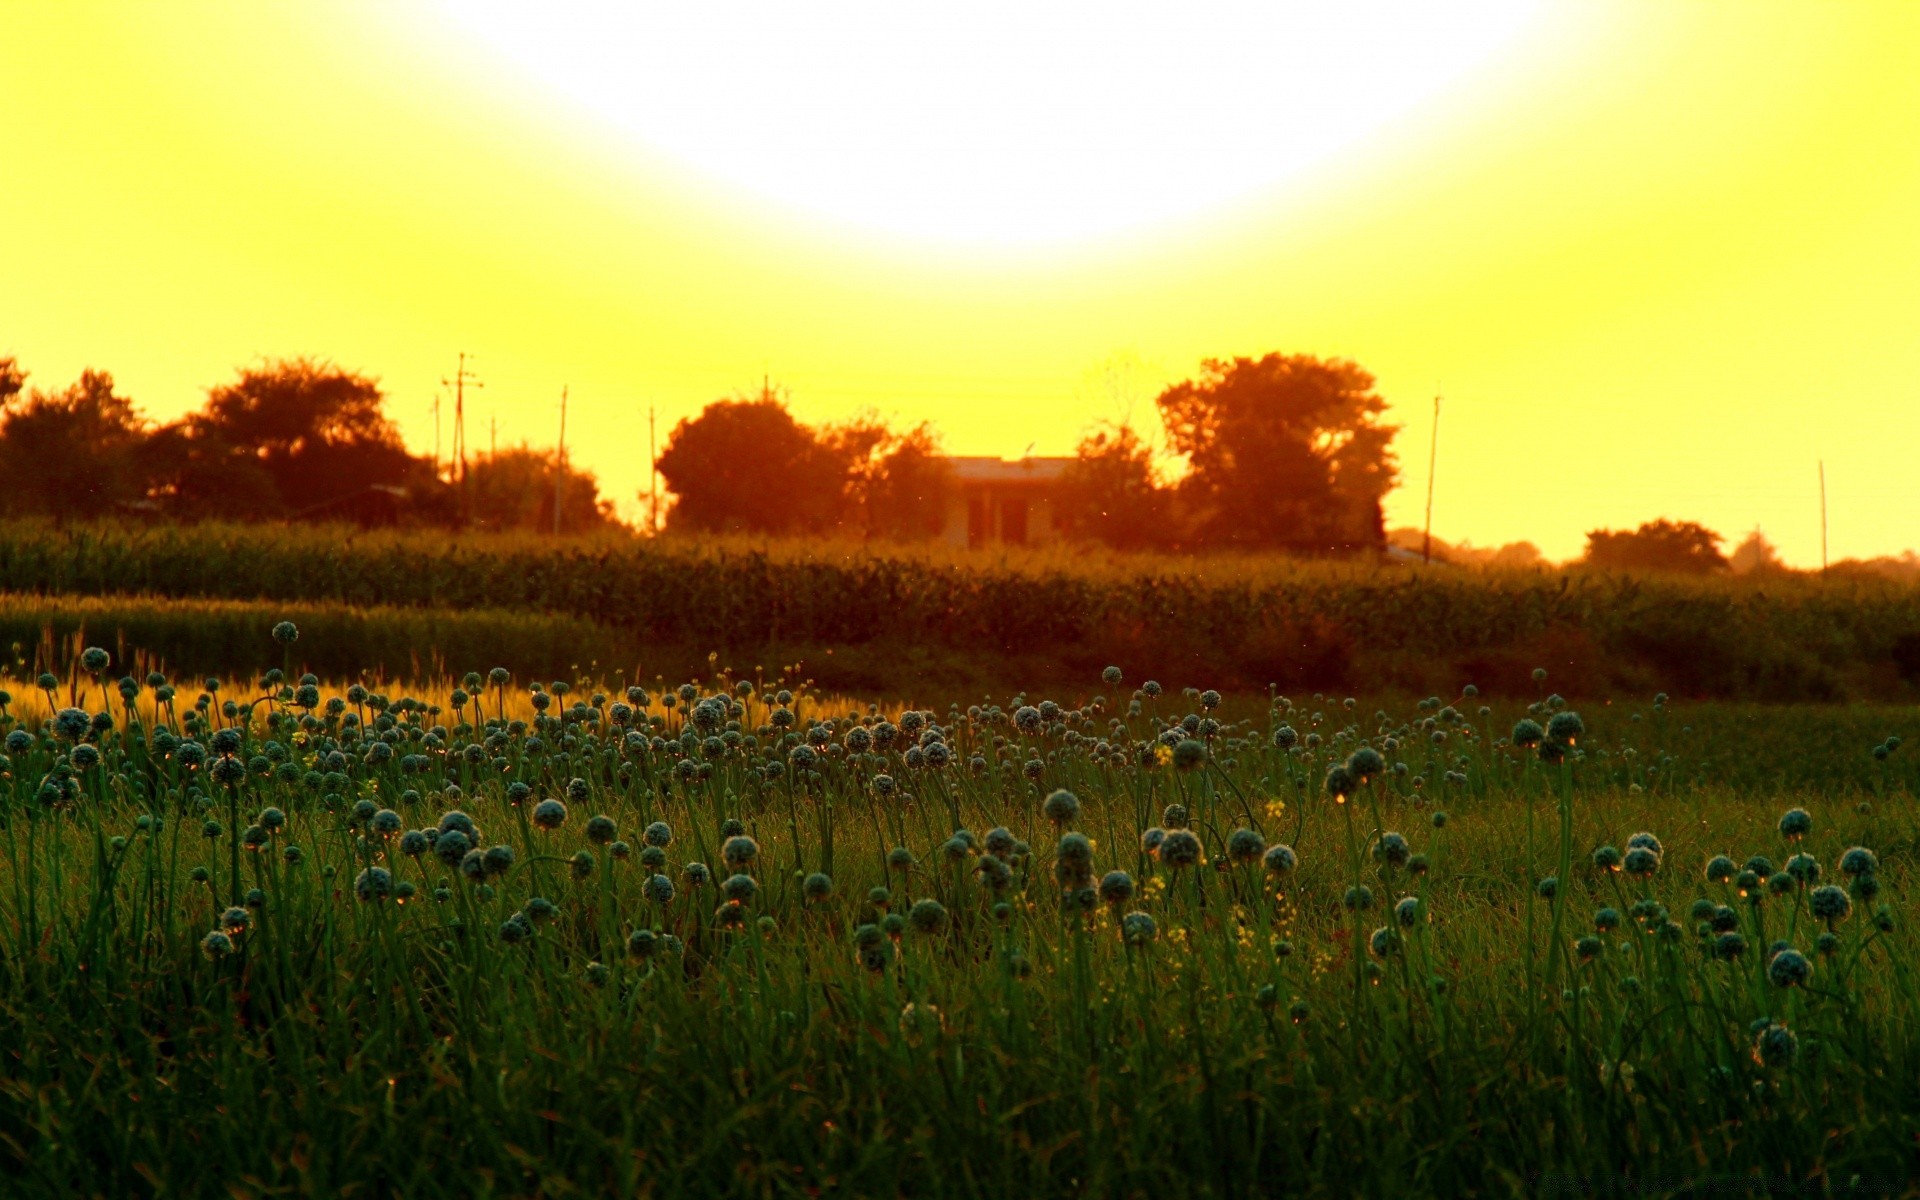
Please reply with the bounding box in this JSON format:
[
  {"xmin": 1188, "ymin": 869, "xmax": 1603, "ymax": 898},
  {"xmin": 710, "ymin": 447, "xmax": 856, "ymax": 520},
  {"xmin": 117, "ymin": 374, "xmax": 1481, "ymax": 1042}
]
[{"xmin": 944, "ymin": 456, "xmax": 1073, "ymax": 485}]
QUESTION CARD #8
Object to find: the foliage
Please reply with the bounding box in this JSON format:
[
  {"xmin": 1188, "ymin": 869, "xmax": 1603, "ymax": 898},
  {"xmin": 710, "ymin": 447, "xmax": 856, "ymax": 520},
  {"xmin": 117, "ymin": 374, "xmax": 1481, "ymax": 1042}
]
[
  {"xmin": 0, "ymin": 369, "xmax": 151, "ymax": 519},
  {"xmin": 461, "ymin": 445, "xmax": 617, "ymax": 534},
  {"xmin": 654, "ymin": 388, "xmax": 852, "ymax": 534},
  {"xmin": 1585, "ymin": 519, "xmax": 1729, "ymax": 575},
  {"xmin": 4, "ymin": 522, "xmax": 1919, "ymax": 700},
  {"xmin": 0, "ymin": 644, "xmax": 1913, "ymax": 1194},
  {"xmin": 1054, "ymin": 422, "xmax": 1172, "ymax": 550},
  {"xmin": 1155, "ymin": 353, "xmax": 1397, "ymax": 554}
]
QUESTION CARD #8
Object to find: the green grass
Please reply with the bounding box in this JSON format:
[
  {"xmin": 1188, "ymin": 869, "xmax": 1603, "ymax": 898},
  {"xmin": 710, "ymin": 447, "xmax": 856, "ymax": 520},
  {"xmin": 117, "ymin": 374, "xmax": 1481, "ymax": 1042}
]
[
  {"xmin": 0, "ymin": 633, "xmax": 1916, "ymax": 1196},
  {"xmin": 4, "ymin": 519, "xmax": 1919, "ymax": 699}
]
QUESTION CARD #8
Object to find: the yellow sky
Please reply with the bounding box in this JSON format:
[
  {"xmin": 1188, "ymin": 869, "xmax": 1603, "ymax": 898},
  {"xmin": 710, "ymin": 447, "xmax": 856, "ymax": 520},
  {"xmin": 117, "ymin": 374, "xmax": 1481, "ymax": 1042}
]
[{"xmin": 4, "ymin": 2, "xmax": 1918, "ymax": 564}]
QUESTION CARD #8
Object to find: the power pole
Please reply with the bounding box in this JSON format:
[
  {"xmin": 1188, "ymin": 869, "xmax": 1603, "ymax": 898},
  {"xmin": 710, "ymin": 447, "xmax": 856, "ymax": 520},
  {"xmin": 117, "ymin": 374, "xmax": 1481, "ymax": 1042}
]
[
  {"xmin": 1819, "ymin": 460, "xmax": 1829, "ymax": 572},
  {"xmin": 553, "ymin": 386, "xmax": 568, "ymax": 536},
  {"xmin": 430, "ymin": 393, "xmax": 442, "ymax": 476},
  {"xmin": 490, "ymin": 411, "xmax": 497, "ymax": 458},
  {"xmin": 1422, "ymin": 394, "xmax": 1441, "ymax": 565},
  {"xmin": 442, "ymin": 353, "xmax": 483, "ymax": 516}
]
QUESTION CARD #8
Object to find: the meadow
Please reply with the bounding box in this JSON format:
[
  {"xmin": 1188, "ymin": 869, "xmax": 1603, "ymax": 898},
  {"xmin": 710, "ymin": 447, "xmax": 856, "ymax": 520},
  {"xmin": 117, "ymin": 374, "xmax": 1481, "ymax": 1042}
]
[{"xmin": 0, "ymin": 626, "xmax": 1917, "ymax": 1197}]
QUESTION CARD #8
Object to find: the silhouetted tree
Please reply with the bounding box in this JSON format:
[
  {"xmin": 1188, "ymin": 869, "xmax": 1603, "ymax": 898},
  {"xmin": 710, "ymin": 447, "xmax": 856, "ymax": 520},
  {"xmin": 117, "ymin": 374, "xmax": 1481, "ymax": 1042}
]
[
  {"xmin": 463, "ymin": 445, "xmax": 617, "ymax": 533},
  {"xmin": 0, "ymin": 369, "xmax": 153, "ymax": 518},
  {"xmin": 1585, "ymin": 519, "xmax": 1728, "ymax": 574},
  {"xmin": 1155, "ymin": 353, "xmax": 1396, "ymax": 553},
  {"xmin": 1055, "ymin": 423, "xmax": 1172, "ymax": 550},
  {"xmin": 655, "ymin": 386, "xmax": 849, "ymax": 534},
  {"xmin": 157, "ymin": 357, "xmax": 430, "ymax": 519},
  {"xmin": 829, "ymin": 414, "xmax": 953, "ymax": 540},
  {"xmin": 1729, "ymin": 528, "xmax": 1788, "ymax": 575}
]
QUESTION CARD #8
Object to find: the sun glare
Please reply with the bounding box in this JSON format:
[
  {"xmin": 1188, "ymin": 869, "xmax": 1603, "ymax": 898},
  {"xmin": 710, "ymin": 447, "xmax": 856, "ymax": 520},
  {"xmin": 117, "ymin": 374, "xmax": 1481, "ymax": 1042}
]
[{"xmin": 439, "ymin": 1, "xmax": 1547, "ymax": 246}]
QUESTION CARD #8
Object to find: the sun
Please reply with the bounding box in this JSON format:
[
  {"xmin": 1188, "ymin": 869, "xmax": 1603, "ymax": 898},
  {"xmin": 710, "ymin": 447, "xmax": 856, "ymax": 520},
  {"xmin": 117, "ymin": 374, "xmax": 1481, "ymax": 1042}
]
[{"xmin": 438, "ymin": 1, "xmax": 1547, "ymax": 248}]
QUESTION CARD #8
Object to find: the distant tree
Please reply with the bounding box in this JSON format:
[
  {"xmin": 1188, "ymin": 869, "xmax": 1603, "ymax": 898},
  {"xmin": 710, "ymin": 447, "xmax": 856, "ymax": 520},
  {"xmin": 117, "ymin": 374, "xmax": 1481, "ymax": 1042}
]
[
  {"xmin": 655, "ymin": 386, "xmax": 849, "ymax": 535},
  {"xmin": 1584, "ymin": 519, "xmax": 1728, "ymax": 574},
  {"xmin": 158, "ymin": 357, "xmax": 429, "ymax": 519},
  {"xmin": 0, "ymin": 369, "xmax": 153, "ymax": 518},
  {"xmin": 829, "ymin": 414, "xmax": 953, "ymax": 540},
  {"xmin": 463, "ymin": 445, "xmax": 618, "ymax": 533},
  {"xmin": 1055, "ymin": 423, "xmax": 1172, "ymax": 550},
  {"xmin": 1155, "ymin": 353, "xmax": 1396, "ymax": 553},
  {"xmin": 0, "ymin": 358, "xmax": 24, "ymax": 410},
  {"xmin": 1729, "ymin": 527, "xmax": 1788, "ymax": 575}
]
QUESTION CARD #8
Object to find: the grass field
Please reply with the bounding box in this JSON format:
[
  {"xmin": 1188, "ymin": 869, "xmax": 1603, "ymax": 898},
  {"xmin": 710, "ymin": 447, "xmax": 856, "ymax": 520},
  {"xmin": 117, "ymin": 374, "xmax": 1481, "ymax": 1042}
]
[
  {"xmin": 3, "ymin": 521, "xmax": 1919, "ymax": 700},
  {"xmin": 0, "ymin": 626, "xmax": 1916, "ymax": 1196}
]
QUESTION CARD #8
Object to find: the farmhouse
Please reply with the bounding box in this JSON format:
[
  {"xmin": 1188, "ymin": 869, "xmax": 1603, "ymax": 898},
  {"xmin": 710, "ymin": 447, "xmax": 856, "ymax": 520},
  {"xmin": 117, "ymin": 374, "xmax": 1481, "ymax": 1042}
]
[{"xmin": 939, "ymin": 455, "xmax": 1073, "ymax": 548}]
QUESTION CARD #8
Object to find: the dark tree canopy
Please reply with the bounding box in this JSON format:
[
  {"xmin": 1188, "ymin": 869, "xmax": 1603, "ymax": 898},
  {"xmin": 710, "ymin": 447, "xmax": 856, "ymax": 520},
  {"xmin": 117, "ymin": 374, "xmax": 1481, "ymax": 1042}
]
[
  {"xmin": 0, "ymin": 369, "xmax": 151, "ymax": 519},
  {"xmin": 1055, "ymin": 423, "xmax": 1171, "ymax": 550},
  {"xmin": 464, "ymin": 446, "xmax": 616, "ymax": 534},
  {"xmin": 655, "ymin": 389, "xmax": 850, "ymax": 535},
  {"xmin": 1155, "ymin": 353, "xmax": 1396, "ymax": 553},
  {"xmin": 1584, "ymin": 519, "xmax": 1728, "ymax": 574},
  {"xmin": 829, "ymin": 415, "xmax": 953, "ymax": 541}
]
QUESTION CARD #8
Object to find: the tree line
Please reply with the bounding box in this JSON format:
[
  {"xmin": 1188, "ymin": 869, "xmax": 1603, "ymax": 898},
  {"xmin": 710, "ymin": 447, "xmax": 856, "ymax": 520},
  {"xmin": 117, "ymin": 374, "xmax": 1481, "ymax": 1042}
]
[{"xmin": 0, "ymin": 356, "xmax": 616, "ymax": 532}]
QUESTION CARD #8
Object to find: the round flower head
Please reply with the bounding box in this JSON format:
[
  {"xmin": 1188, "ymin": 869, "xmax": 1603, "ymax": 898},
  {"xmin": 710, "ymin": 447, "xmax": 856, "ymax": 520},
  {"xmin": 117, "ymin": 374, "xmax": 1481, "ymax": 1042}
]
[
  {"xmin": 1343, "ymin": 885, "xmax": 1375, "ymax": 912},
  {"xmin": 354, "ymin": 866, "xmax": 393, "ymax": 902},
  {"xmin": 1809, "ymin": 884, "xmax": 1851, "ymax": 925},
  {"xmin": 722, "ymin": 873, "xmax": 757, "ymax": 904},
  {"xmin": 1510, "ymin": 718, "xmax": 1544, "ymax": 749},
  {"xmin": 640, "ymin": 821, "xmax": 673, "ymax": 848},
  {"xmin": 1161, "ymin": 803, "xmax": 1189, "ymax": 829},
  {"xmin": 459, "ymin": 849, "xmax": 489, "ymax": 881},
  {"xmin": 1170, "ymin": 738, "xmax": 1206, "ymax": 772},
  {"xmin": 1347, "ymin": 746, "xmax": 1386, "ymax": 783},
  {"xmin": 1594, "ymin": 907, "xmax": 1621, "ymax": 933},
  {"xmin": 637, "ymin": 872, "xmax": 673, "ymax": 904},
  {"xmin": 1042, "ymin": 789, "xmax": 1080, "ymax": 826},
  {"xmin": 1324, "ymin": 765, "xmax": 1356, "ymax": 803},
  {"xmin": 1767, "ymin": 871, "xmax": 1796, "ymax": 897},
  {"xmin": 1369, "ymin": 927, "xmax": 1402, "ymax": 958},
  {"xmin": 1140, "ymin": 827, "xmax": 1167, "ymax": 855},
  {"xmin": 1225, "ymin": 827, "xmax": 1266, "ymax": 865},
  {"xmin": 1768, "ymin": 947, "xmax": 1812, "ymax": 988},
  {"xmin": 498, "ymin": 913, "xmax": 533, "ymax": 944},
  {"xmin": 1704, "ymin": 855, "xmax": 1737, "ymax": 884},
  {"xmin": 201, "ymin": 929, "xmax": 234, "ymax": 960},
  {"xmin": 683, "ymin": 861, "xmax": 712, "ymax": 888},
  {"xmin": 803, "ymin": 871, "xmax": 834, "ymax": 902},
  {"xmin": 1626, "ymin": 831, "xmax": 1663, "ymax": 858},
  {"xmin": 1784, "ymin": 853, "xmax": 1821, "ymax": 885},
  {"xmin": 222, "ymin": 906, "xmax": 251, "ymax": 934},
  {"xmin": 523, "ymin": 896, "xmax": 559, "ymax": 926},
  {"xmin": 438, "ymin": 810, "xmax": 479, "ymax": 839},
  {"xmin": 1592, "ymin": 845, "xmax": 1623, "ymax": 872},
  {"xmin": 1375, "ymin": 832, "xmax": 1411, "ymax": 868},
  {"xmin": 1840, "ymin": 846, "xmax": 1878, "ymax": 878},
  {"xmin": 585, "ymin": 815, "xmax": 616, "ymax": 845},
  {"xmin": 433, "ymin": 828, "xmax": 472, "ymax": 869},
  {"xmin": 722, "ymin": 835, "xmax": 760, "ymax": 869},
  {"xmin": 1263, "ymin": 843, "xmax": 1298, "ymax": 876},
  {"xmin": 1536, "ymin": 876, "xmax": 1558, "ymax": 900},
  {"xmin": 1098, "ymin": 870, "xmax": 1135, "ymax": 906},
  {"xmin": 1122, "ymin": 911, "xmax": 1158, "ymax": 946},
  {"xmin": 1622, "ymin": 847, "xmax": 1660, "ymax": 879},
  {"xmin": 1395, "ymin": 895, "xmax": 1422, "ymax": 928},
  {"xmin": 975, "ymin": 854, "xmax": 1013, "ymax": 892},
  {"xmin": 1545, "ymin": 711, "xmax": 1583, "ymax": 745},
  {"xmin": 1272, "ymin": 725, "xmax": 1298, "ymax": 751},
  {"xmin": 1752, "ymin": 1021, "xmax": 1798, "ymax": 1068},
  {"xmin": 886, "ymin": 846, "xmax": 915, "ymax": 871},
  {"xmin": 531, "ymin": 798, "xmax": 567, "ymax": 831},
  {"xmin": 1102, "ymin": 665, "xmax": 1123, "ymax": 685},
  {"xmin": 984, "ymin": 826, "xmax": 1017, "ymax": 859},
  {"xmin": 1777, "ymin": 808, "xmax": 1812, "ymax": 842},
  {"xmin": 1158, "ymin": 830, "xmax": 1202, "ymax": 870},
  {"xmin": 907, "ymin": 897, "xmax": 949, "ymax": 935},
  {"xmin": 1575, "ymin": 935, "xmax": 1603, "ymax": 962},
  {"xmin": 1713, "ymin": 931, "xmax": 1747, "ymax": 960},
  {"xmin": 484, "ymin": 844, "xmax": 517, "ymax": 876},
  {"xmin": 370, "ymin": 808, "xmax": 402, "ymax": 837}
]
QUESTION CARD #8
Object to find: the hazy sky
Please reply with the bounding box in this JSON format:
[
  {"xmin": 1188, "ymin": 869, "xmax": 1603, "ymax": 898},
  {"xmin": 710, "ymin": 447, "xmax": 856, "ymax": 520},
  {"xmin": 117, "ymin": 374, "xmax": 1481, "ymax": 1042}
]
[{"xmin": 6, "ymin": 2, "xmax": 1917, "ymax": 563}]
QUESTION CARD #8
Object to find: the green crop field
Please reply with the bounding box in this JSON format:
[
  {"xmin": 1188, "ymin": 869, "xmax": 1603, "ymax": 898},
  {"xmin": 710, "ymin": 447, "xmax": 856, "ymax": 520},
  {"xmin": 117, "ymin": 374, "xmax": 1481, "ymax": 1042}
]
[
  {"xmin": 0, "ymin": 621, "xmax": 1916, "ymax": 1197},
  {"xmin": 3, "ymin": 521, "xmax": 1920, "ymax": 700}
]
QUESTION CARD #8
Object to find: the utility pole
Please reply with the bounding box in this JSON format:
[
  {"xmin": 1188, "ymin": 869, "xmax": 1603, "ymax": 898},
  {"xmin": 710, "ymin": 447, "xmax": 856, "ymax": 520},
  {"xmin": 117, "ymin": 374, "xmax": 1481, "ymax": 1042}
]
[
  {"xmin": 553, "ymin": 386, "xmax": 568, "ymax": 536},
  {"xmin": 429, "ymin": 393, "xmax": 442, "ymax": 476},
  {"xmin": 442, "ymin": 352, "xmax": 483, "ymax": 516},
  {"xmin": 1819, "ymin": 460, "xmax": 1829, "ymax": 572},
  {"xmin": 490, "ymin": 411, "xmax": 497, "ymax": 458},
  {"xmin": 1422, "ymin": 394, "xmax": 1441, "ymax": 565}
]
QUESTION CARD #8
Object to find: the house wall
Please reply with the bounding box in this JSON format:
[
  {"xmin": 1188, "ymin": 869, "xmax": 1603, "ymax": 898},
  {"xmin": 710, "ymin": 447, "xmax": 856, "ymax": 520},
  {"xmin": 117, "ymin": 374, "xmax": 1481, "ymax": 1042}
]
[{"xmin": 941, "ymin": 486, "xmax": 1059, "ymax": 548}]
